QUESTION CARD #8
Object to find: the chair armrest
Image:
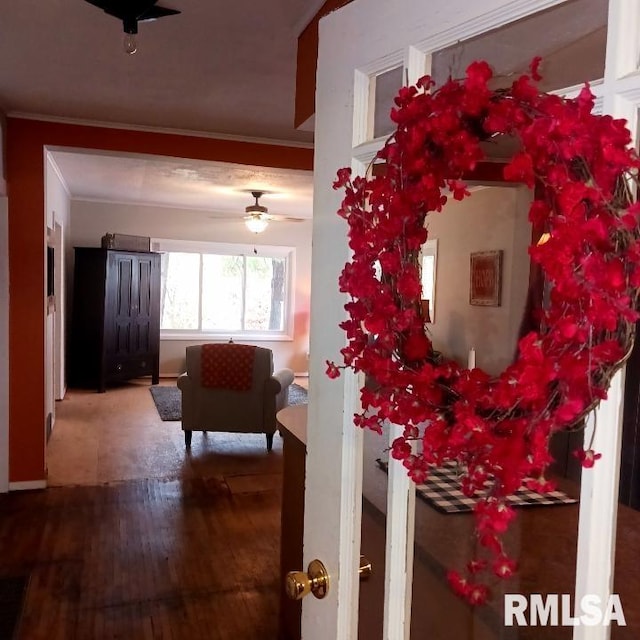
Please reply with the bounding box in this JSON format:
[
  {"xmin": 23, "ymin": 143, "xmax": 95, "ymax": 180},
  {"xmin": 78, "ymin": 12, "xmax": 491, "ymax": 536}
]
[
  {"xmin": 267, "ymin": 368, "xmax": 295, "ymax": 420},
  {"xmin": 177, "ymin": 372, "xmax": 191, "ymax": 391},
  {"xmin": 271, "ymin": 368, "xmax": 295, "ymax": 393}
]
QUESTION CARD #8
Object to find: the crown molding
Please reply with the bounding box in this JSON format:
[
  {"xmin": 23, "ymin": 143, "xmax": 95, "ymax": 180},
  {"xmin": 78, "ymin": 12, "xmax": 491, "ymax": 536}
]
[{"xmin": 7, "ymin": 112, "xmax": 315, "ymax": 150}]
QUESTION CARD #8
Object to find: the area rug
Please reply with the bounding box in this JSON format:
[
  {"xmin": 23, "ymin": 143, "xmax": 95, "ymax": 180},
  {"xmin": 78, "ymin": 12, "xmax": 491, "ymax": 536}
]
[
  {"xmin": 149, "ymin": 383, "xmax": 308, "ymax": 422},
  {"xmin": 149, "ymin": 386, "xmax": 182, "ymax": 421},
  {"xmin": 376, "ymin": 459, "xmax": 578, "ymax": 514},
  {"xmin": 0, "ymin": 575, "xmax": 29, "ymax": 640},
  {"xmin": 287, "ymin": 383, "xmax": 308, "ymax": 406}
]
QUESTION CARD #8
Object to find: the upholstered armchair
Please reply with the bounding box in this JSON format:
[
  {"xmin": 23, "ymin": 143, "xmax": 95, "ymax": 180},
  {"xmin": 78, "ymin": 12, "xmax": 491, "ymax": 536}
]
[{"xmin": 177, "ymin": 343, "xmax": 294, "ymax": 449}]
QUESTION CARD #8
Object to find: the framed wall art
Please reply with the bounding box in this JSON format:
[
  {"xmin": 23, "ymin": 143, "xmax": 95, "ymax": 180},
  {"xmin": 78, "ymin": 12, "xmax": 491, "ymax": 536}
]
[{"xmin": 469, "ymin": 250, "xmax": 503, "ymax": 306}]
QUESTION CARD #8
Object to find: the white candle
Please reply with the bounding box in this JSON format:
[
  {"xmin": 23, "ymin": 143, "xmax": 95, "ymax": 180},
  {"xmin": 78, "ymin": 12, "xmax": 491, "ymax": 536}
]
[{"xmin": 468, "ymin": 347, "xmax": 476, "ymax": 370}]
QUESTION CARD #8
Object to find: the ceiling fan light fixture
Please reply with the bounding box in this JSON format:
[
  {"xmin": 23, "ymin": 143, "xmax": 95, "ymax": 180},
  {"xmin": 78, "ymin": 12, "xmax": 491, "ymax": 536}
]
[
  {"xmin": 245, "ymin": 190, "xmax": 268, "ymax": 216},
  {"xmin": 245, "ymin": 215, "xmax": 269, "ymax": 234},
  {"xmin": 244, "ymin": 191, "xmax": 270, "ymax": 233}
]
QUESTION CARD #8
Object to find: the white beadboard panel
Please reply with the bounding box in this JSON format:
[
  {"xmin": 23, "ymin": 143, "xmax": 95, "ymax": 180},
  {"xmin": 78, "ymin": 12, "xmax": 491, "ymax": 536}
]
[
  {"xmin": 383, "ymin": 423, "xmax": 416, "ymax": 640},
  {"xmin": 574, "ymin": 371, "xmax": 625, "ymax": 640}
]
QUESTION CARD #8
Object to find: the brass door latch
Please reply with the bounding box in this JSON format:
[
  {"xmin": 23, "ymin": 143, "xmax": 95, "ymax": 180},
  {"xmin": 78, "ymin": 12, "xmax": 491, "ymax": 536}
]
[
  {"xmin": 285, "ymin": 555, "xmax": 372, "ymax": 601},
  {"xmin": 285, "ymin": 559, "xmax": 330, "ymax": 600}
]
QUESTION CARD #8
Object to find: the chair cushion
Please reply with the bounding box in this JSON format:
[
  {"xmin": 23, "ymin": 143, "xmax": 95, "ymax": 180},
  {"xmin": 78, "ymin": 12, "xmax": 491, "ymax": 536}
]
[{"xmin": 201, "ymin": 343, "xmax": 256, "ymax": 390}]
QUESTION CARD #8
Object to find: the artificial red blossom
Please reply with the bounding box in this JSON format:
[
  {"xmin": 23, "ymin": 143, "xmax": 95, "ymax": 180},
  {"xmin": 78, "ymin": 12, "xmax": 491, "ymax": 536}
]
[
  {"xmin": 325, "ymin": 361, "xmax": 341, "ymax": 379},
  {"xmin": 328, "ymin": 58, "xmax": 640, "ymax": 605},
  {"xmin": 530, "ymin": 56, "xmax": 543, "ymax": 82},
  {"xmin": 467, "ymin": 583, "xmax": 490, "ymax": 606},
  {"xmin": 447, "ymin": 570, "xmax": 471, "ymax": 598},
  {"xmin": 573, "ymin": 448, "xmax": 603, "ymax": 469},
  {"xmin": 493, "ymin": 555, "xmax": 518, "ymax": 579}
]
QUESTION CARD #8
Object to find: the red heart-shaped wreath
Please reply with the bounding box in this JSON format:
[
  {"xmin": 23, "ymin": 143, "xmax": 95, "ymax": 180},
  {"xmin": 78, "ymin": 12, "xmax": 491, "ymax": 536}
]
[{"xmin": 328, "ymin": 58, "xmax": 640, "ymax": 605}]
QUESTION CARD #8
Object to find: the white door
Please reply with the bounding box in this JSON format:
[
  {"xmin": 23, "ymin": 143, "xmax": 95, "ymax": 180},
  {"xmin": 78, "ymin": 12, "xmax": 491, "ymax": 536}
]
[{"xmin": 305, "ymin": 0, "xmax": 639, "ymax": 638}]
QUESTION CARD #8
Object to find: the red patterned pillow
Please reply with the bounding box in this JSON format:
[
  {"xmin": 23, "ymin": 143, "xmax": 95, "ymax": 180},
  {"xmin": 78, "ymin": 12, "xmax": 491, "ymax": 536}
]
[{"xmin": 200, "ymin": 344, "xmax": 256, "ymax": 391}]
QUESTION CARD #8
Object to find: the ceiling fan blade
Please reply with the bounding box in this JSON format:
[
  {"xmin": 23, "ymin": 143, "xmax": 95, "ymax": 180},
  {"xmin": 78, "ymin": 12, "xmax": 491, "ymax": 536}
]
[
  {"xmin": 268, "ymin": 215, "xmax": 307, "ymax": 223},
  {"xmin": 138, "ymin": 5, "xmax": 181, "ymax": 21},
  {"xmin": 83, "ymin": 0, "xmax": 123, "ymax": 19},
  {"xmin": 83, "ymin": 0, "xmax": 138, "ymax": 19},
  {"xmin": 208, "ymin": 213, "xmax": 246, "ymax": 220},
  {"xmin": 83, "ymin": 0, "xmax": 179, "ymax": 22},
  {"xmin": 83, "ymin": 0, "xmax": 109, "ymax": 9},
  {"xmin": 207, "ymin": 213, "xmax": 307, "ymax": 224}
]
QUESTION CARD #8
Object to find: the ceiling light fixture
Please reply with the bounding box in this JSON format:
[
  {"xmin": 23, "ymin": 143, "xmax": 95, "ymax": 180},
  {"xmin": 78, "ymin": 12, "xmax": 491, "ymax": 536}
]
[
  {"xmin": 244, "ymin": 191, "xmax": 270, "ymax": 233},
  {"xmin": 83, "ymin": 0, "xmax": 181, "ymax": 55},
  {"xmin": 123, "ymin": 18, "xmax": 138, "ymax": 55},
  {"xmin": 245, "ymin": 215, "xmax": 269, "ymax": 234}
]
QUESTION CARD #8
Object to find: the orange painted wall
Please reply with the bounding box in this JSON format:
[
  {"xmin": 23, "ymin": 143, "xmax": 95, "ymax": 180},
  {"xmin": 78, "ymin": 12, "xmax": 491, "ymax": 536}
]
[
  {"xmin": 6, "ymin": 117, "xmax": 314, "ymax": 483},
  {"xmin": 295, "ymin": 0, "xmax": 353, "ymax": 128}
]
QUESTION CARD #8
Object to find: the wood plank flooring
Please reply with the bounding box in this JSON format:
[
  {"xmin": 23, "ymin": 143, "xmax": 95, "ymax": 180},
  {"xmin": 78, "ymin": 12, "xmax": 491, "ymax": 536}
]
[
  {"xmin": 1, "ymin": 380, "xmax": 284, "ymax": 640},
  {"xmin": 2, "ymin": 377, "xmax": 638, "ymax": 638}
]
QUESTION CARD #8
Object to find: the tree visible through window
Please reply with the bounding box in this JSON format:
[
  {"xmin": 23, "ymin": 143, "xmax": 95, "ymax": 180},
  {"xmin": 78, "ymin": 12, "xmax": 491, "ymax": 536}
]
[{"xmin": 158, "ymin": 243, "xmax": 291, "ymax": 337}]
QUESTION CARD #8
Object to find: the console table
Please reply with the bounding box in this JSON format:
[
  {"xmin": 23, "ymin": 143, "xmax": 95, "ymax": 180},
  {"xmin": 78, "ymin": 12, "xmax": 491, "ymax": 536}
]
[{"xmin": 277, "ymin": 404, "xmax": 307, "ymax": 640}]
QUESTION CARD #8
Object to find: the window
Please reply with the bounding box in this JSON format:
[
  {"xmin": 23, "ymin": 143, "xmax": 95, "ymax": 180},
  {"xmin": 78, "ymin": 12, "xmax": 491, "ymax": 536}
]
[{"xmin": 153, "ymin": 239, "xmax": 294, "ymax": 340}]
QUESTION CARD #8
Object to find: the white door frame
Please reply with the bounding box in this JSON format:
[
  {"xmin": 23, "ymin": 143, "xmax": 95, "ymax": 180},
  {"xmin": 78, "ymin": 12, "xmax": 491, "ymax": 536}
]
[
  {"xmin": 53, "ymin": 220, "xmax": 65, "ymax": 401},
  {"xmin": 305, "ymin": 1, "xmax": 637, "ymax": 638}
]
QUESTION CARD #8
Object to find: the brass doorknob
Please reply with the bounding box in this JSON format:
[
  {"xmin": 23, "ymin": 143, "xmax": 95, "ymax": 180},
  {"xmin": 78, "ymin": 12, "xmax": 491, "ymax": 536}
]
[{"xmin": 285, "ymin": 559, "xmax": 330, "ymax": 600}]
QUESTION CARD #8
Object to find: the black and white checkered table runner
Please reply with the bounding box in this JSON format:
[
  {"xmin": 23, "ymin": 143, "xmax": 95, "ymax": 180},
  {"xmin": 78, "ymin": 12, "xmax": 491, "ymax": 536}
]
[{"xmin": 376, "ymin": 459, "xmax": 578, "ymax": 514}]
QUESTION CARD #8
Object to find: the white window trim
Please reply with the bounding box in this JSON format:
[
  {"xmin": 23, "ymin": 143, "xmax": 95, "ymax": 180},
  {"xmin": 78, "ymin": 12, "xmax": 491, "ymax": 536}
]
[{"xmin": 152, "ymin": 238, "xmax": 296, "ymax": 341}]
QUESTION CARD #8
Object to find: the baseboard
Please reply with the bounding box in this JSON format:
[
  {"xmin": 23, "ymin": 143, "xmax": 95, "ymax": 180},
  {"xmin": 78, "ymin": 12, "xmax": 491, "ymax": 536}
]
[{"xmin": 9, "ymin": 480, "xmax": 47, "ymax": 491}]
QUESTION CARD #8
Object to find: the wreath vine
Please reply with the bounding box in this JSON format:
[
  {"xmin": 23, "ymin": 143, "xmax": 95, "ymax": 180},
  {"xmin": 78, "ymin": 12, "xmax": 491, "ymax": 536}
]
[{"xmin": 327, "ymin": 59, "xmax": 640, "ymax": 605}]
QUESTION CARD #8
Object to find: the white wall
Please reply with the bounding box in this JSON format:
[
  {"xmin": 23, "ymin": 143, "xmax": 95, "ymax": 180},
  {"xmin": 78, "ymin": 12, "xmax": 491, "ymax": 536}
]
[
  {"xmin": 69, "ymin": 200, "xmax": 313, "ymax": 374},
  {"xmin": 45, "ymin": 153, "xmax": 71, "ymax": 416},
  {"xmin": 427, "ymin": 186, "xmax": 532, "ymax": 375}
]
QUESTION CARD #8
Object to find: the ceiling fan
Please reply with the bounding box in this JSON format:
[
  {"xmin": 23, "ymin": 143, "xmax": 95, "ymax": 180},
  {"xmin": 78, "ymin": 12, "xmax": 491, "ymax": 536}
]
[
  {"xmin": 83, "ymin": 0, "xmax": 181, "ymax": 54},
  {"xmin": 210, "ymin": 191, "xmax": 307, "ymax": 234}
]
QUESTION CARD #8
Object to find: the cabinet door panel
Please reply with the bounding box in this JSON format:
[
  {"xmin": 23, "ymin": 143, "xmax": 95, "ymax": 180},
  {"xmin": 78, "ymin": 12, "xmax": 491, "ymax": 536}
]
[
  {"xmin": 114, "ymin": 323, "xmax": 131, "ymax": 354},
  {"xmin": 138, "ymin": 258, "xmax": 152, "ymax": 317},
  {"xmin": 107, "ymin": 253, "xmax": 136, "ymax": 356},
  {"xmin": 131, "ymin": 254, "xmax": 160, "ymax": 357}
]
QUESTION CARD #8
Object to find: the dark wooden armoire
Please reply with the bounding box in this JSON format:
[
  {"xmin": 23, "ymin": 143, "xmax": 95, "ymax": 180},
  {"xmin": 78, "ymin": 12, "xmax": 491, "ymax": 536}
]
[{"xmin": 69, "ymin": 248, "xmax": 161, "ymax": 392}]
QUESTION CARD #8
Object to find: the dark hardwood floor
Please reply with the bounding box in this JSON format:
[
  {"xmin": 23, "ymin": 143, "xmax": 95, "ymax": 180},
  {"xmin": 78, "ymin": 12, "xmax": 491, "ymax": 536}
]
[
  {"xmin": 0, "ymin": 380, "xmax": 285, "ymax": 640},
  {"xmin": 1, "ymin": 378, "xmax": 637, "ymax": 639}
]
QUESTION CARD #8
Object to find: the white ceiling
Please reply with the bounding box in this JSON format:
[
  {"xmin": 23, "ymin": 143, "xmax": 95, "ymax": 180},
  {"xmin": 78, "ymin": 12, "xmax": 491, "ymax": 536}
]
[
  {"xmin": 49, "ymin": 149, "xmax": 313, "ymax": 218},
  {"xmin": 1, "ymin": 0, "xmax": 608, "ymax": 215},
  {"xmin": 0, "ymin": 0, "xmax": 322, "ymax": 216},
  {"xmin": 0, "ymin": 0, "xmax": 322, "ymax": 143}
]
